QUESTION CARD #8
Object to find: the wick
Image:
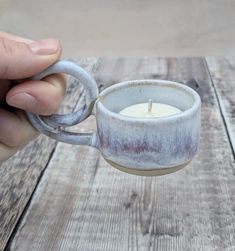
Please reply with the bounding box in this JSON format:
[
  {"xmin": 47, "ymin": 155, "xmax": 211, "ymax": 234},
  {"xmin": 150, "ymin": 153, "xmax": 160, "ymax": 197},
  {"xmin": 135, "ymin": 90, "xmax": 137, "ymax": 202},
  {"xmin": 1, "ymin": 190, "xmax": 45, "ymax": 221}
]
[{"xmin": 148, "ymin": 99, "xmax": 153, "ymax": 112}]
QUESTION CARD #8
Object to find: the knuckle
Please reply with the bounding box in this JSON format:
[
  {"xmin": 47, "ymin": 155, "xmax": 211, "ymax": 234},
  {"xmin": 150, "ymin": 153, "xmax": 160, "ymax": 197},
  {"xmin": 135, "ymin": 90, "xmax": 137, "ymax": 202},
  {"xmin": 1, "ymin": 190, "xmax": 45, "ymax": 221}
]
[
  {"xmin": 0, "ymin": 37, "xmax": 23, "ymax": 78},
  {"xmin": 0, "ymin": 39, "xmax": 11, "ymax": 77},
  {"xmin": 1, "ymin": 37, "xmax": 14, "ymax": 56},
  {"xmin": 0, "ymin": 37, "xmax": 21, "ymax": 58},
  {"xmin": 0, "ymin": 63, "xmax": 10, "ymax": 79}
]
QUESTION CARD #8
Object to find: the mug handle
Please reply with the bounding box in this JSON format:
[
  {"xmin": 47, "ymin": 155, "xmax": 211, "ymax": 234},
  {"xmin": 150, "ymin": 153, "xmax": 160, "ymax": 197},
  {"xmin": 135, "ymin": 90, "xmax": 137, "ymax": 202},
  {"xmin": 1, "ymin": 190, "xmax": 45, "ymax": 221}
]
[{"xmin": 26, "ymin": 60, "xmax": 99, "ymax": 147}]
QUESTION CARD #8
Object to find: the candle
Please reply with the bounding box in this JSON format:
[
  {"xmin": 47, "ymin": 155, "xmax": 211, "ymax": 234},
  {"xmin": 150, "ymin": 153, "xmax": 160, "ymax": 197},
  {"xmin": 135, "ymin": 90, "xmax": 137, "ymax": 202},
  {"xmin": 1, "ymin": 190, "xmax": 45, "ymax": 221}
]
[{"xmin": 119, "ymin": 99, "xmax": 181, "ymax": 118}]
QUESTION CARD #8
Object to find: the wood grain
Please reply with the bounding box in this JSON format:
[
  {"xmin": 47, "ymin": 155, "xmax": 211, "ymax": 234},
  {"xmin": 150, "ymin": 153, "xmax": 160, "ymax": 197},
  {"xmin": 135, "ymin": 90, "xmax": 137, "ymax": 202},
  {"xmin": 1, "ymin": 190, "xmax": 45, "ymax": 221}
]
[
  {"xmin": 206, "ymin": 57, "xmax": 235, "ymax": 160},
  {"xmin": 0, "ymin": 58, "xmax": 98, "ymax": 251},
  {"xmin": 9, "ymin": 58, "xmax": 235, "ymax": 251}
]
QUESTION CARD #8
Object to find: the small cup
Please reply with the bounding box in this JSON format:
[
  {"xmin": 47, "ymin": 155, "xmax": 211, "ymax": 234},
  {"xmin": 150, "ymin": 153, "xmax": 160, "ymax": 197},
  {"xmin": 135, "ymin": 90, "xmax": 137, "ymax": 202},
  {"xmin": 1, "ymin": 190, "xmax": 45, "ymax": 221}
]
[{"xmin": 26, "ymin": 60, "xmax": 201, "ymax": 176}]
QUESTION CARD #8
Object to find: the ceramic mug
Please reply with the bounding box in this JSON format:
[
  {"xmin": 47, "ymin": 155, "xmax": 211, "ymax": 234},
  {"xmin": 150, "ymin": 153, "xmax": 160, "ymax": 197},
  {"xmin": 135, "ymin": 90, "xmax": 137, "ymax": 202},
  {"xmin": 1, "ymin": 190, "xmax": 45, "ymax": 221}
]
[{"xmin": 26, "ymin": 60, "xmax": 201, "ymax": 176}]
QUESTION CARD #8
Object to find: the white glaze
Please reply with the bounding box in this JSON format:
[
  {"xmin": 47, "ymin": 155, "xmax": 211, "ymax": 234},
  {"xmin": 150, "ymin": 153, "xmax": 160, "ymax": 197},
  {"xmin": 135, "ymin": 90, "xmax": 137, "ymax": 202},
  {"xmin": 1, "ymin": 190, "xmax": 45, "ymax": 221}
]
[{"xmin": 96, "ymin": 80, "xmax": 201, "ymax": 173}]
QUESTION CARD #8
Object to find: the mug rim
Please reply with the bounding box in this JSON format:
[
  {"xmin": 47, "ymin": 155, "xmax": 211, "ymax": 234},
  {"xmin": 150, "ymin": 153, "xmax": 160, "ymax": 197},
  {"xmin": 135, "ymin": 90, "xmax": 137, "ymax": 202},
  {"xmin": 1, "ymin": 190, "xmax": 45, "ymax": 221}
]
[{"xmin": 96, "ymin": 79, "xmax": 201, "ymax": 122}]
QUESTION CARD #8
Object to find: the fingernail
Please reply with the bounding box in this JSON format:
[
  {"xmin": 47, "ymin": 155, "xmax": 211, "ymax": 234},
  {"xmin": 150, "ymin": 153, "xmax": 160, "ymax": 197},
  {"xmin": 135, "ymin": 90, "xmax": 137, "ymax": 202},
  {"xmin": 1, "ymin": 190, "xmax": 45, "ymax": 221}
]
[
  {"xmin": 7, "ymin": 93, "xmax": 37, "ymax": 111},
  {"xmin": 29, "ymin": 39, "xmax": 59, "ymax": 55}
]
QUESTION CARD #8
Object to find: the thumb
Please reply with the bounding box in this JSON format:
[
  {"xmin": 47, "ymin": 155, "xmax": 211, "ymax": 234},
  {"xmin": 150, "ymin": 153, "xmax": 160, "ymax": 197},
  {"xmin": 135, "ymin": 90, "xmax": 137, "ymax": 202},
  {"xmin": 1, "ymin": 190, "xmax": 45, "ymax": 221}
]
[{"xmin": 0, "ymin": 36, "xmax": 61, "ymax": 79}]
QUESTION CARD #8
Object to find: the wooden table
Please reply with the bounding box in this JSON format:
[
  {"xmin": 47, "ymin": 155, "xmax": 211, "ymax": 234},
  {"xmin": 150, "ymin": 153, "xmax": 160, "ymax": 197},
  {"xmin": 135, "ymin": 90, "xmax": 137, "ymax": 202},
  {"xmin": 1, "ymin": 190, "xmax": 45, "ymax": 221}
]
[{"xmin": 1, "ymin": 58, "xmax": 235, "ymax": 251}]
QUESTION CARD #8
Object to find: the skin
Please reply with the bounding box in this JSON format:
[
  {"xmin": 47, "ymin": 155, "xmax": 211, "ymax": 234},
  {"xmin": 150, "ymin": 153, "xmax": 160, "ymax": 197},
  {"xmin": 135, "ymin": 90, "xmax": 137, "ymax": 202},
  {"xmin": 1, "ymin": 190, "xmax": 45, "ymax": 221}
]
[{"xmin": 0, "ymin": 31, "xmax": 66, "ymax": 161}]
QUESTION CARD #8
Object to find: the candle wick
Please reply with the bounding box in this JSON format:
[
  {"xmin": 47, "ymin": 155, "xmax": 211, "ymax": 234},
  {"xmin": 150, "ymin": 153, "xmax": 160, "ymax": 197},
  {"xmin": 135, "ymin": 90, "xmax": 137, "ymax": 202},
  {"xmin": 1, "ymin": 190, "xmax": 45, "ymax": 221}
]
[{"xmin": 148, "ymin": 99, "xmax": 153, "ymax": 112}]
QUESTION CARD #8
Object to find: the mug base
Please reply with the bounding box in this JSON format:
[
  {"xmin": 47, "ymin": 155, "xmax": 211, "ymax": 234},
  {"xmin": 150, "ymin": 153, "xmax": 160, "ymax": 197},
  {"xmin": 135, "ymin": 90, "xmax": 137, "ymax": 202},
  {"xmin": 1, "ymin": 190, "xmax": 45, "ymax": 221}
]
[{"xmin": 105, "ymin": 159, "xmax": 191, "ymax": 176}]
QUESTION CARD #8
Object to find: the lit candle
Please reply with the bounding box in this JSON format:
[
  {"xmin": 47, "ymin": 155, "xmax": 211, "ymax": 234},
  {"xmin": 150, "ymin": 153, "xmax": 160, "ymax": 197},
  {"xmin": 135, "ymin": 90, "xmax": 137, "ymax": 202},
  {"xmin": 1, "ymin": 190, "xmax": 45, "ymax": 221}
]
[{"xmin": 119, "ymin": 99, "xmax": 181, "ymax": 118}]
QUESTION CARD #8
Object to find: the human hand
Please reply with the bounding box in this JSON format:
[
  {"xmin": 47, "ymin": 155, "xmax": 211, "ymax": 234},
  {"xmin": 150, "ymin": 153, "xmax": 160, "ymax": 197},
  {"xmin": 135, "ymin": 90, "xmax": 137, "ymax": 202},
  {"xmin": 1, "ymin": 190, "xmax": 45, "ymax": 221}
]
[{"xmin": 0, "ymin": 31, "xmax": 66, "ymax": 161}]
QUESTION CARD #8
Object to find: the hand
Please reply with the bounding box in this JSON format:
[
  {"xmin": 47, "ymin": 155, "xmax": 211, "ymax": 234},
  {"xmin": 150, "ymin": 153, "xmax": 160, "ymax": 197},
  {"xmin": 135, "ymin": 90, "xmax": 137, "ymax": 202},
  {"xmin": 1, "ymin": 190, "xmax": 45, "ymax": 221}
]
[{"xmin": 0, "ymin": 31, "xmax": 66, "ymax": 161}]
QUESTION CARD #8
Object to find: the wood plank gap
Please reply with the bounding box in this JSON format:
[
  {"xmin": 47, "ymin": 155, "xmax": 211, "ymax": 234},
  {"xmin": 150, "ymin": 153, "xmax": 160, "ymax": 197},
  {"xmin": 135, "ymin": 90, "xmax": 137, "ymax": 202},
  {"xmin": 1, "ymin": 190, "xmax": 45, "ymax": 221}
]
[
  {"xmin": 204, "ymin": 58, "xmax": 235, "ymax": 167},
  {"xmin": 4, "ymin": 75, "xmax": 86, "ymax": 250},
  {"xmin": 4, "ymin": 146, "xmax": 57, "ymax": 251},
  {"xmin": 4, "ymin": 59, "xmax": 98, "ymax": 250},
  {"xmin": 10, "ymin": 58, "xmax": 235, "ymax": 251},
  {"xmin": 0, "ymin": 58, "xmax": 98, "ymax": 251}
]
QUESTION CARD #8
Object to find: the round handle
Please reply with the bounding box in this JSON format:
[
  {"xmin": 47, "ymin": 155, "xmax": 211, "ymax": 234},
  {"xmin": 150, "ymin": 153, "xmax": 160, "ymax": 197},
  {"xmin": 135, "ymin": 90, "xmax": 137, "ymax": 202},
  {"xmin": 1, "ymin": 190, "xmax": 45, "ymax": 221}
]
[{"xmin": 26, "ymin": 60, "xmax": 99, "ymax": 147}]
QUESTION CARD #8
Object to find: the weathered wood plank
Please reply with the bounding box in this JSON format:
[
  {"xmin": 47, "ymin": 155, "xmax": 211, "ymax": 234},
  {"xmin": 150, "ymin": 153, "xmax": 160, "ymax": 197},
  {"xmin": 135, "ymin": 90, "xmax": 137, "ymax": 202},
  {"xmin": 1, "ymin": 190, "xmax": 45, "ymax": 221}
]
[
  {"xmin": 0, "ymin": 58, "xmax": 98, "ymax": 251},
  {"xmin": 206, "ymin": 57, "xmax": 235, "ymax": 159},
  {"xmin": 9, "ymin": 58, "xmax": 235, "ymax": 251}
]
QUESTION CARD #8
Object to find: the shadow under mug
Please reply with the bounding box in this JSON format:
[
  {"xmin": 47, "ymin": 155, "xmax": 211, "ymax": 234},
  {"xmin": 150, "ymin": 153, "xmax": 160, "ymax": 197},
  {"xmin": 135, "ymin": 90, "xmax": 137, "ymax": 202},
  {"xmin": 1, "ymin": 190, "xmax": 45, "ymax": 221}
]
[{"xmin": 26, "ymin": 60, "xmax": 201, "ymax": 176}]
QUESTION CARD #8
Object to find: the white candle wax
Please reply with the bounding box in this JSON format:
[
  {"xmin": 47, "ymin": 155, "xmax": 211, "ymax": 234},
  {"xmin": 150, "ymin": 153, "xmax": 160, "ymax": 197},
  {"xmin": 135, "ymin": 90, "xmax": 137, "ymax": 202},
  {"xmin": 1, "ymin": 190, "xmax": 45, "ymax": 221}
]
[{"xmin": 119, "ymin": 100, "xmax": 181, "ymax": 118}]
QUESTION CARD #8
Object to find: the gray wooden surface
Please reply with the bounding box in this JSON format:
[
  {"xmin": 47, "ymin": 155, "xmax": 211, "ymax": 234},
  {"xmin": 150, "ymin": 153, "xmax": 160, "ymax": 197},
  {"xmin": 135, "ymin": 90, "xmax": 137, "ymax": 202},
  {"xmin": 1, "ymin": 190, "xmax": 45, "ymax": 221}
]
[
  {"xmin": 0, "ymin": 58, "xmax": 98, "ymax": 251},
  {"xmin": 206, "ymin": 58, "xmax": 235, "ymax": 158},
  {"xmin": 1, "ymin": 58, "xmax": 235, "ymax": 251}
]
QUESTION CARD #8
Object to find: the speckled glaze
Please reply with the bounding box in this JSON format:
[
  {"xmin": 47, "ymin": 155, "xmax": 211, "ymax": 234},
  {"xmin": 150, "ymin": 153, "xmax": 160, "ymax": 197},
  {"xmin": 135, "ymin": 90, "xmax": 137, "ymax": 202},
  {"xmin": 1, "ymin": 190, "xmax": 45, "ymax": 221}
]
[
  {"xmin": 95, "ymin": 80, "xmax": 201, "ymax": 175},
  {"xmin": 27, "ymin": 60, "xmax": 201, "ymax": 176}
]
